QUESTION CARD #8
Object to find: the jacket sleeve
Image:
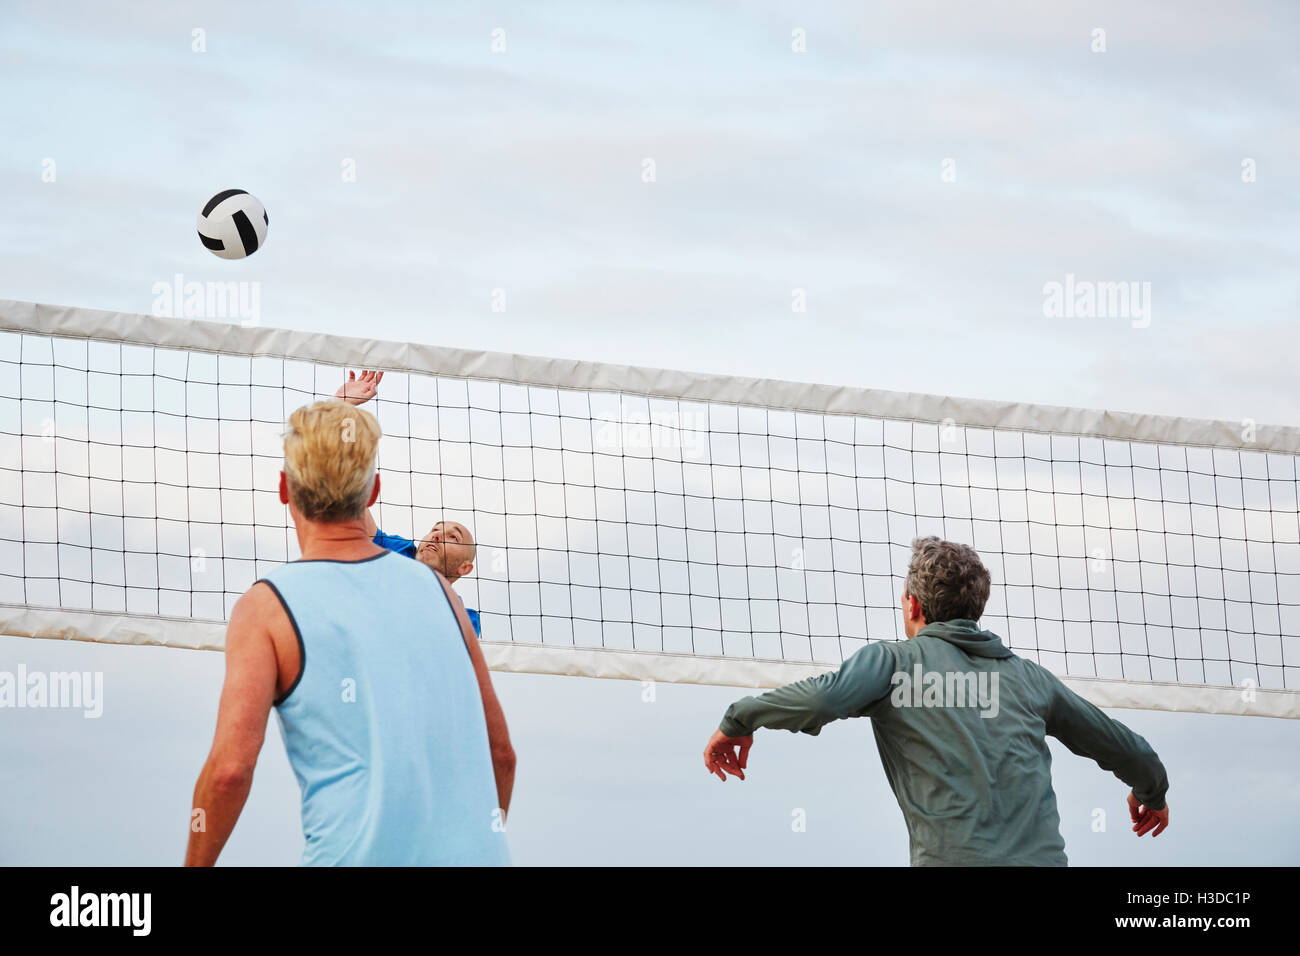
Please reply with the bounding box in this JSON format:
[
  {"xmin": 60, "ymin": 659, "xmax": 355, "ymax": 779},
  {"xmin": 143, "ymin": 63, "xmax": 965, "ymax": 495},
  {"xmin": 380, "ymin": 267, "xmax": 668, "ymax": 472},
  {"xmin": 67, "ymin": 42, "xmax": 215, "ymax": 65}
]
[
  {"xmin": 719, "ymin": 643, "xmax": 897, "ymax": 737},
  {"xmin": 1040, "ymin": 667, "xmax": 1170, "ymax": 810}
]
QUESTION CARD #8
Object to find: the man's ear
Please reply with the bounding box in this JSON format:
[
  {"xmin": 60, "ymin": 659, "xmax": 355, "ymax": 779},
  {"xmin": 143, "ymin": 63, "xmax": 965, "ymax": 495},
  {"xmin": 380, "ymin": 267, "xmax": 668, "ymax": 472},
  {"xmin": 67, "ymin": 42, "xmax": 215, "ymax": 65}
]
[
  {"xmin": 279, "ymin": 471, "xmax": 289, "ymax": 505},
  {"xmin": 459, "ymin": 561, "xmax": 474, "ymax": 579},
  {"xmin": 367, "ymin": 472, "xmax": 381, "ymax": 508}
]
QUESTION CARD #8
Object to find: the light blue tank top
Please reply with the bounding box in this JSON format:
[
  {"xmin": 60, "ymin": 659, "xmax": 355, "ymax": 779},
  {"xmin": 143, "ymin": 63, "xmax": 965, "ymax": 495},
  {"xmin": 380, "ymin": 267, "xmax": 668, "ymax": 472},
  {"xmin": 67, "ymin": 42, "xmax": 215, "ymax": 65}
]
[{"xmin": 260, "ymin": 551, "xmax": 511, "ymax": 866}]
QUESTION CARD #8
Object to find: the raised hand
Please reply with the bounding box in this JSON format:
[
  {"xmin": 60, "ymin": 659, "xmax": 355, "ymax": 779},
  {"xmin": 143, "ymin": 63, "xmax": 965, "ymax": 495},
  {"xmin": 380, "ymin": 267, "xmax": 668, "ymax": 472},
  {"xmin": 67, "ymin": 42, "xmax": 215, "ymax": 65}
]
[{"xmin": 336, "ymin": 369, "xmax": 383, "ymax": 406}]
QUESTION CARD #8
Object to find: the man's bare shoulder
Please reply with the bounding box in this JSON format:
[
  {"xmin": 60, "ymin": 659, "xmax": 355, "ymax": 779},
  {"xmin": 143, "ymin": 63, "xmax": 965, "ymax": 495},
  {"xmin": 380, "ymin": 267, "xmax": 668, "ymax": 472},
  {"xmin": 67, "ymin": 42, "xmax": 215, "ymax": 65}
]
[
  {"xmin": 229, "ymin": 581, "xmax": 279, "ymax": 624},
  {"xmin": 226, "ymin": 581, "xmax": 295, "ymax": 647},
  {"xmin": 227, "ymin": 581, "xmax": 300, "ymax": 697}
]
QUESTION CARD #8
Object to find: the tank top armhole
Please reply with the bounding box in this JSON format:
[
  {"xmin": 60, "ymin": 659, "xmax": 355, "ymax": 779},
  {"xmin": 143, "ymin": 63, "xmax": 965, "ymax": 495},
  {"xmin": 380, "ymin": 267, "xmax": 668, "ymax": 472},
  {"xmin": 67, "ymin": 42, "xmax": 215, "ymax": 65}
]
[{"xmin": 257, "ymin": 578, "xmax": 307, "ymax": 706}]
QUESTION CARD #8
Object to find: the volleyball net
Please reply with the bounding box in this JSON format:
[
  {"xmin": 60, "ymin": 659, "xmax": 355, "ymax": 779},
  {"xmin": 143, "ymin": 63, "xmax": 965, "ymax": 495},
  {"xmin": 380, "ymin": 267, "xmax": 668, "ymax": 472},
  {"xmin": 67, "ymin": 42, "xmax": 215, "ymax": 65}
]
[{"xmin": 0, "ymin": 299, "xmax": 1296, "ymax": 718}]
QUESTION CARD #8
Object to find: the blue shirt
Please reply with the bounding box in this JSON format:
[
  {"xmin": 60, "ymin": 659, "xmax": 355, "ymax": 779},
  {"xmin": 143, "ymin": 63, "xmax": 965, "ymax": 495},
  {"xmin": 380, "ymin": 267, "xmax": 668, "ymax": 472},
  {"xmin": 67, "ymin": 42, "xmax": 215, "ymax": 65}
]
[
  {"xmin": 373, "ymin": 529, "xmax": 481, "ymax": 636},
  {"xmin": 262, "ymin": 552, "xmax": 511, "ymax": 865},
  {"xmin": 372, "ymin": 529, "xmax": 417, "ymax": 559}
]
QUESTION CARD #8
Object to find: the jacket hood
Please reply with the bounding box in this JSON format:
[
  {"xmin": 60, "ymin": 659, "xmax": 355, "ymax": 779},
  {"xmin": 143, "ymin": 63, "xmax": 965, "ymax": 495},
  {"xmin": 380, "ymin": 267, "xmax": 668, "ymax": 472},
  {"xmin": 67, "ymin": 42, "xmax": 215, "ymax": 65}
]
[{"xmin": 915, "ymin": 619, "xmax": 1013, "ymax": 659}]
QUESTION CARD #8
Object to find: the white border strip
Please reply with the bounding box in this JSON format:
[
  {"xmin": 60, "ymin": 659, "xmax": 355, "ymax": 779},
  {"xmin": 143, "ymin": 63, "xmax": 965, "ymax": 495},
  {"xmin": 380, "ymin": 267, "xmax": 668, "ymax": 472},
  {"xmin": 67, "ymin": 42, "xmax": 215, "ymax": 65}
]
[
  {"xmin": 1057, "ymin": 676, "xmax": 1297, "ymax": 720},
  {"xmin": 2, "ymin": 298, "xmax": 1296, "ymax": 453},
  {"xmin": 3, "ymin": 605, "xmax": 1295, "ymax": 719},
  {"xmin": 0, "ymin": 604, "xmax": 227, "ymax": 652}
]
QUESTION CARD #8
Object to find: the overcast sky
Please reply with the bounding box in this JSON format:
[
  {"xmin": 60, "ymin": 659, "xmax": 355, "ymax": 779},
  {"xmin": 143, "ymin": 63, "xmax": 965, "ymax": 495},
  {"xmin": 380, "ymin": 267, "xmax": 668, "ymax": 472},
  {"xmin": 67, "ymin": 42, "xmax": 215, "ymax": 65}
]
[{"xmin": 1, "ymin": 0, "xmax": 1297, "ymax": 866}]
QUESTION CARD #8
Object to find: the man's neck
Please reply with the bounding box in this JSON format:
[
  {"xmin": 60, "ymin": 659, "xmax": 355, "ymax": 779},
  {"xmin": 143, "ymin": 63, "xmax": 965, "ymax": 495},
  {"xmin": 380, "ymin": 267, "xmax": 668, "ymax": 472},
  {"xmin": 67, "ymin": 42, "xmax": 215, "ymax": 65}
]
[{"xmin": 295, "ymin": 516, "xmax": 384, "ymax": 561}]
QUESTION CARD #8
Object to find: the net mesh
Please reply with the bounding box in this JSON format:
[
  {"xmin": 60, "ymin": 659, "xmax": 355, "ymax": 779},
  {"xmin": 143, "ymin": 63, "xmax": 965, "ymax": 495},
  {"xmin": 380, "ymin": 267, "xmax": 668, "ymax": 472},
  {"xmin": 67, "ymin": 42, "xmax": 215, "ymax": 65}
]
[{"xmin": 1, "ymin": 326, "xmax": 1297, "ymax": 693}]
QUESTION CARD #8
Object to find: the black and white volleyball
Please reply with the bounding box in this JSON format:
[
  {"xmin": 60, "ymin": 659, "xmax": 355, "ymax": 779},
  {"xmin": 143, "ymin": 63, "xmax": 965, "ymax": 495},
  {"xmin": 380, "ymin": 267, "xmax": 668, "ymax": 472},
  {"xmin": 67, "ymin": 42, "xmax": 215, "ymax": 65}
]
[{"xmin": 196, "ymin": 189, "xmax": 269, "ymax": 259}]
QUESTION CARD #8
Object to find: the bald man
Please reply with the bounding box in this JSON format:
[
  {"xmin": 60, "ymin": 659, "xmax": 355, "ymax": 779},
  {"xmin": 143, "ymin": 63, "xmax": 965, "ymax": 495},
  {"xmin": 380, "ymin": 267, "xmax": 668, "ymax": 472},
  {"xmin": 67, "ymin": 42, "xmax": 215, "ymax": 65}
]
[
  {"xmin": 368, "ymin": 518, "xmax": 482, "ymax": 636},
  {"xmin": 336, "ymin": 370, "xmax": 483, "ymax": 636}
]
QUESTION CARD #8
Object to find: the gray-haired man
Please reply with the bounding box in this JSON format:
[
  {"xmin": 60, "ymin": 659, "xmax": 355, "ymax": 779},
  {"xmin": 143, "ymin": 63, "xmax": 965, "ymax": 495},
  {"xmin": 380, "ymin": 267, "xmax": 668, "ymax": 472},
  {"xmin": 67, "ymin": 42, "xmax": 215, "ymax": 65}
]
[{"xmin": 703, "ymin": 536, "xmax": 1170, "ymax": 866}]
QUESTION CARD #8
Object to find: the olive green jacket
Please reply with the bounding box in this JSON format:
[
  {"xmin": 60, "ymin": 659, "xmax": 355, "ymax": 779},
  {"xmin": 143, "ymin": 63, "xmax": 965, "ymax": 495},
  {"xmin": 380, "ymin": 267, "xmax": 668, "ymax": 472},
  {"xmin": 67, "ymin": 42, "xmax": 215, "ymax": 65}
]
[{"xmin": 719, "ymin": 619, "xmax": 1169, "ymax": 866}]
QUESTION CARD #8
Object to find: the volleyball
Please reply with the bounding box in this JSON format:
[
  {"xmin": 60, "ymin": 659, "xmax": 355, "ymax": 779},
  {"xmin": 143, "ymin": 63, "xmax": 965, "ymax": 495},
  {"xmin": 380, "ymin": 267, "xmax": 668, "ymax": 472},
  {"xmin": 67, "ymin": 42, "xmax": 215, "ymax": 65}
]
[{"xmin": 196, "ymin": 189, "xmax": 269, "ymax": 259}]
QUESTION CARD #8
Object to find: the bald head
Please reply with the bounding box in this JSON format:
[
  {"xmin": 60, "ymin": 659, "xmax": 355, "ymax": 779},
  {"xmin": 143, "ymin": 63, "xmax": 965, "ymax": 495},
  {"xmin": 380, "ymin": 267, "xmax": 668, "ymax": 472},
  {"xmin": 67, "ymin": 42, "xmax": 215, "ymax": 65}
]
[{"xmin": 416, "ymin": 521, "xmax": 476, "ymax": 581}]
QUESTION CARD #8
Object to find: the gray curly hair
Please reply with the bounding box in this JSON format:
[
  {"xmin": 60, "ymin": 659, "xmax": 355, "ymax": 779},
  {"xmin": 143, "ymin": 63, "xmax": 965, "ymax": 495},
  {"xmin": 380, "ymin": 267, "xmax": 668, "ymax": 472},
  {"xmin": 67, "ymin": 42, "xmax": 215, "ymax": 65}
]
[{"xmin": 904, "ymin": 536, "xmax": 991, "ymax": 623}]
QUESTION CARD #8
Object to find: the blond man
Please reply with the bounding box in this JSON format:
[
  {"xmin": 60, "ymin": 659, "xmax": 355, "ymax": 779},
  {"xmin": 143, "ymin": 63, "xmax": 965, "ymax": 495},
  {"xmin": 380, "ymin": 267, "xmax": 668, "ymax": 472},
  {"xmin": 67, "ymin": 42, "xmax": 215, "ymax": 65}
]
[{"xmin": 185, "ymin": 400, "xmax": 514, "ymax": 865}]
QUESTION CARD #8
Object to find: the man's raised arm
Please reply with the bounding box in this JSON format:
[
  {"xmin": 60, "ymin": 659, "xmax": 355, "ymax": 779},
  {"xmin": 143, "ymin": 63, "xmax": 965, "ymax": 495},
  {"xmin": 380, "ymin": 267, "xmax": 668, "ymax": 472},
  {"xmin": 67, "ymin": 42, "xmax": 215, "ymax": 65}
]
[{"xmin": 335, "ymin": 370, "xmax": 383, "ymax": 537}]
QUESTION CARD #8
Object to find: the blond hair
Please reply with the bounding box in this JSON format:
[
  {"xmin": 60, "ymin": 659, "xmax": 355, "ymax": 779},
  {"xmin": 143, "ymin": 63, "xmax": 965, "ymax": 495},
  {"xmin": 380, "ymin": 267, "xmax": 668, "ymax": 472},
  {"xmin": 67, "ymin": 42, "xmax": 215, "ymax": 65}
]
[{"xmin": 283, "ymin": 400, "xmax": 382, "ymax": 522}]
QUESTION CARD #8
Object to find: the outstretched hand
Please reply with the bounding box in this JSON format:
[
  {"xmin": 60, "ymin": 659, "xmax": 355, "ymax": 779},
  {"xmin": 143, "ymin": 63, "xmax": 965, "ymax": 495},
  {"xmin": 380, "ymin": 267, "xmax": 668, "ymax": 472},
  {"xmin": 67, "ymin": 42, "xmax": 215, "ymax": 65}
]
[
  {"xmin": 1128, "ymin": 791, "xmax": 1169, "ymax": 838},
  {"xmin": 703, "ymin": 729, "xmax": 752, "ymax": 782},
  {"xmin": 336, "ymin": 369, "xmax": 383, "ymax": 406}
]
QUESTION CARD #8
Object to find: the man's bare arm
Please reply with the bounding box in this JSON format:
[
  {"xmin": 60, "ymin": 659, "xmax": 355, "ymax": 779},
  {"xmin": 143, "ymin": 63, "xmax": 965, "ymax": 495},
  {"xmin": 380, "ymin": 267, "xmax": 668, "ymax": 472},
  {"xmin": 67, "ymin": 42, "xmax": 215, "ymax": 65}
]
[
  {"xmin": 334, "ymin": 371, "xmax": 383, "ymax": 538},
  {"xmin": 432, "ymin": 571, "xmax": 515, "ymax": 817},
  {"xmin": 184, "ymin": 585, "xmax": 281, "ymax": 866}
]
